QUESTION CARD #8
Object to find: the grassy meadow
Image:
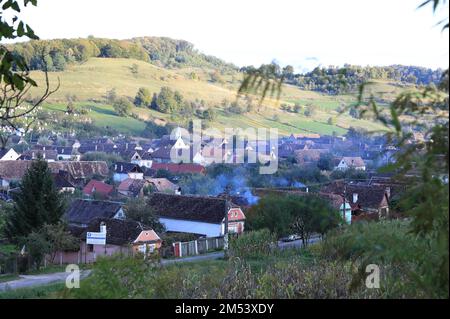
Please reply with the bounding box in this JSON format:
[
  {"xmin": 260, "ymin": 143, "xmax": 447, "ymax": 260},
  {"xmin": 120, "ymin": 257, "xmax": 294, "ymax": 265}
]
[{"xmin": 30, "ymin": 57, "xmax": 399, "ymax": 136}]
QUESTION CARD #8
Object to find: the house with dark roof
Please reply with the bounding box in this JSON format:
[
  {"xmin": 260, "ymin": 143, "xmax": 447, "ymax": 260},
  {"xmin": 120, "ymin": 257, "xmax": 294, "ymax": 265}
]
[
  {"xmin": 112, "ymin": 162, "xmax": 144, "ymax": 182},
  {"xmin": 131, "ymin": 151, "xmax": 153, "ymax": 168},
  {"xmin": 149, "ymin": 144, "xmax": 172, "ymax": 163},
  {"xmin": 65, "ymin": 199, "xmax": 125, "ymax": 227},
  {"xmin": 52, "ymin": 171, "xmax": 76, "ymax": 193},
  {"xmin": 20, "ymin": 149, "xmax": 58, "ymax": 162},
  {"xmin": 147, "ymin": 193, "xmax": 245, "ymax": 237},
  {"xmin": 58, "ymin": 217, "xmax": 162, "ymax": 264},
  {"xmin": 320, "ymin": 182, "xmax": 390, "ymax": 218}
]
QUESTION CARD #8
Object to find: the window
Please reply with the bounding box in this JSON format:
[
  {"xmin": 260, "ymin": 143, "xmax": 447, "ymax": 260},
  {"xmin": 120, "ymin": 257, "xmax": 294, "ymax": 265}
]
[{"xmin": 88, "ymin": 244, "xmax": 94, "ymax": 252}]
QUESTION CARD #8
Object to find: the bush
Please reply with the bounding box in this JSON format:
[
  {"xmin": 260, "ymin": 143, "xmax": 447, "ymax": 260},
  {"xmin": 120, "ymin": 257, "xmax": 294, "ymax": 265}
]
[
  {"xmin": 319, "ymin": 220, "xmax": 447, "ymax": 298},
  {"xmin": 113, "ymin": 97, "xmax": 132, "ymax": 116},
  {"xmin": 229, "ymin": 229, "xmax": 276, "ymax": 259}
]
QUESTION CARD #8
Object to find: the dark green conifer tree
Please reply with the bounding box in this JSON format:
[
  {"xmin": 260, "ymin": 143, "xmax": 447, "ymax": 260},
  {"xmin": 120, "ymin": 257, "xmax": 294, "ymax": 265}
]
[{"xmin": 5, "ymin": 157, "xmax": 65, "ymax": 241}]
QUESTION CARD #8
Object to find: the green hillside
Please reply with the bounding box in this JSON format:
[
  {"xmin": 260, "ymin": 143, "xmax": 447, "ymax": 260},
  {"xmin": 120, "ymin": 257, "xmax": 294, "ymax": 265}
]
[{"xmin": 28, "ymin": 57, "xmax": 405, "ymax": 137}]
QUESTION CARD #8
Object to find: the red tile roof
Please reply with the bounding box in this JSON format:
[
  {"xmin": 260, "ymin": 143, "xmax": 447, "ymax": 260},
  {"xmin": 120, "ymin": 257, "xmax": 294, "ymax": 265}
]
[
  {"xmin": 83, "ymin": 180, "xmax": 114, "ymax": 196},
  {"xmin": 151, "ymin": 163, "xmax": 205, "ymax": 174}
]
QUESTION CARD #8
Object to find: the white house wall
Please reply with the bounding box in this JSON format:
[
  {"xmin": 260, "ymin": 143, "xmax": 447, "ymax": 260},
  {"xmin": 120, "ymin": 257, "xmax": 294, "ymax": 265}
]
[{"xmin": 159, "ymin": 218, "xmax": 222, "ymax": 237}]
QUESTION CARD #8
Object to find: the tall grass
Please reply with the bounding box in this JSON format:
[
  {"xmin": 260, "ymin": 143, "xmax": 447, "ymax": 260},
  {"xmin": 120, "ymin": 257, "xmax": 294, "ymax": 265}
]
[{"xmin": 229, "ymin": 229, "xmax": 276, "ymax": 259}]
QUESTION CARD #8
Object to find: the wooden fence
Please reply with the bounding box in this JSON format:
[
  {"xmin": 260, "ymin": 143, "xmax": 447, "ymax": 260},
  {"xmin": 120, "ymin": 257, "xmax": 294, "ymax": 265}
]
[{"xmin": 173, "ymin": 236, "xmax": 224, "ymax": 258}]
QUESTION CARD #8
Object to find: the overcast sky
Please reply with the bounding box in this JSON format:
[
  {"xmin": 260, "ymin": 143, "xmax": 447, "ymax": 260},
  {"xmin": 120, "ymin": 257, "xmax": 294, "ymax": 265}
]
[{"xmin": 10, "ymin": 0, "xmax": 450, "ymax": 72}]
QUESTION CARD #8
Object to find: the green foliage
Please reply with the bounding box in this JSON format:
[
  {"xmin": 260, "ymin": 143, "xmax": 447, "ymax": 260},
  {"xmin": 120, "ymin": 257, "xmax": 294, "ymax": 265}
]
[
  {"xmin": 292, "ymin": 65, "xmax": 443, "ymax": 95},
  {"xmin": 123, "ymin": 198, "xmax": 164, "ymax": 233},
  {"xmin": 229, "ymin": 229, "xmax": 276, "ymax": 259},
  {"xmin": 320, "ymin": 220, "xmax": 448, "ymax": 298},
  {"xmin": 113, "ymin": 96, "xmax": 132, "ymax": 116},
  {"xmin": 0, "ymin": 0, "xmax": 39, "ymax": 91},
  {"xmin": 37, "ymin": 136, "xmax": 52, "ymax": 145},
  {"xmin": 141, "ymin": 120, "xmax": 170, "ymax": 139},
  {"xmin": 247, "ymin": 194, "xmax": 341, "ymax": 243},
  {"xmin": 0, "ymin": 282, "xmax": 65, "ymax": 299},
  {"xmin": 330, "ymin": 168, "xmax": 368, "ymax": 180},
  {"xmin": 239, "ymin": 63, "xmax": 284, "ymax": 105},
  {"xmin": 5, "ymin": 157, "xmax": 65, "ymax": 241},
  {"xmin": 317, "ymin": 152, "xmax": 333, "ymax": 171},
  {"xmin": 67, "ymin": 251, "xmax": 380, "ymax": 299},
  {"xmin": 0, "ymin": 201, "xmax": 13, "ymax": 238},
  {"xmin": 178, "ymin": 174, "xmax": 218, "ymax": 195},
  {"xmin": 303, "ymin": 106, "xmax": 315, "ymax": 117},
  {"xmin": 133, "ymin": 87, "xmax": 152, "ymax": 107},
  {"xmin": 350, "ymin": 2, "xmax": 449, "ymax": 294},
  {"xmin": 202, "ymin": 107, "xmax": 216, "ymax": 121},
  {"xmin": 130, "ymin": 63, "xmax": 139, "ymax": 76},
  {"xmin": 8, "ymin": 36, "xmax": 237, "ymax": 72},
  {"xmin": 23, "ymin": 223, "xmax": 78, "ymax": 268},
  {"xmin": 105, "ymin": 87, "xmax": 117, "ymax": 104},
  {"xmin": 150, "ymin": 86, "xmax": 185, "ymax": 114}
]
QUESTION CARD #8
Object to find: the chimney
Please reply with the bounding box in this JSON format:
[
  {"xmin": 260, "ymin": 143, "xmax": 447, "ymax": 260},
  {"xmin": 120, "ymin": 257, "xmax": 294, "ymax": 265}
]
[
  {"xmin": 175, "ymin": 187, "xmax": 182, "ymax": 195},
  {"xmin": 385, "ymin": 187, "xmax": 391, "ymax": 198},
  {"xmin": 126, "ymin": 143, "xmax": 128, "ymax": 150},
  {"xmin": 95, "ymin": 145, "xmax": 98, "ymax": 151},
  {"xmin": 43, "ymin": 146, "xmax": 46, "ymax": 151},
  {"xmin": 353, "ymin": 193, "xmax": 358, "ymax": 203},
  {"xmin": 114, "ymin": 164, "xmax": 117, "ymax": 170},
  {"xmin": 100, "ymin": 222, "xmax": 107, "ymax": 234},
  {"xmin": 120, "ymin": 165, "xmax": 123, "ymax": 172},
  {"xmin": 306, "ymin": 187, "xmax": 309, "ymax": 193}
]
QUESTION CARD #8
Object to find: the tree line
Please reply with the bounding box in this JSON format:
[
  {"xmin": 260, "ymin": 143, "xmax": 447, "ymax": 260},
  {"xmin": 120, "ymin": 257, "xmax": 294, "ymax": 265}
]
[
  {"xmin": 240, "ymin": 63, "xmax": 444, "ymax": 95},
  {"xmin": 8, "ymin": 36, "xmax": 237, "ymax": 72}
]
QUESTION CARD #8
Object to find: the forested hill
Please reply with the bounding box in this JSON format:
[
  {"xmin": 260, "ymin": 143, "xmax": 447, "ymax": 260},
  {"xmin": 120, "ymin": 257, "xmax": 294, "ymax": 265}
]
[
  {"xmin": 287, "ymin": 65, "xmax": 444, "ymax": 94},
  {"xmin": 7, "ymin": 36, "xmax": 238, "ymax": 71},
  {"xmin": 9, "ymin": 36, "xmax": 443, "ymax": 97}
]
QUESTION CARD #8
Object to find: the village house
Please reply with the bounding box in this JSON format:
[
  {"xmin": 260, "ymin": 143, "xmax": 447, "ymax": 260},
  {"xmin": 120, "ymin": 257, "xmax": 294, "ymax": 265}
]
[
  {"xmin": 52, "ymin": 171, "xmax": 76, "ymax": 194},
  {"xmin": 321, "ymin": 182, "xmax": 390, "ymax": 219},
  {"xmin": 83, "ymin": 180, "xmax": 114, "ymax": 199},
  {"xmin": 335, "ymin": 156, "xmax": 366, "ymax": 171},
  {"xmin": 147, "ymin": 193, "xmax": 245, "ymax": 237},
  {"xmin": 112, "ymin": 162, "xmax": 144, "ymax": 182},
  {"xmin": 117, "ymin": 178, "xmax": 148, "ymax": 198},
  {"xmin": 65, "ymin": 199, "xmax": 125, "ymax": 227},
  {"xmin": 56, "ymin": 146, "xmax": 80, "ymax": 161},
  {"xmin": 150, "ymin": 135, "xmax": 190, "ymax": 163},
  {"xmin": 131, "ymin": 151, "xmax": 153, "ymax": 168},
  {"xmin": 0, "ymin": 148, "xmax": 20, "ymax": 161},
  {"xmin": 0, "ymin": 160, "xmax": 109, "ymax": 189},
  {"xmin": 58, "ymin": 218, "xmax": 162, "ymax": 264},
  {"xmin": 20, "ymin": 149, "xmax": 58, "ymax": 162}
]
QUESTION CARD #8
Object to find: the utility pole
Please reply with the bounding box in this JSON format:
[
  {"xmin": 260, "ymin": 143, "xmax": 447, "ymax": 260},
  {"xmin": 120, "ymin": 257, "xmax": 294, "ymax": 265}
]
[
  {"xmin": 342, "ymin": 183, "xmax": 347, "ymax": 223},
  {"xmin": 223, "ymin": 186, "xmax": 231, "ymax": 259}
]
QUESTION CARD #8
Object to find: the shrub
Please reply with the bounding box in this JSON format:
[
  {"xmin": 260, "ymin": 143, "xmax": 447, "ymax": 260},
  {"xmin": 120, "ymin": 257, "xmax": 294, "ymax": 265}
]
[
  {"xmin": 229, "ymin": 229, "xmax": 276, "ymax": 259},
  {"xmin": 319, "ymin": 220, "xmax": 447, "ymax": 298}
]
